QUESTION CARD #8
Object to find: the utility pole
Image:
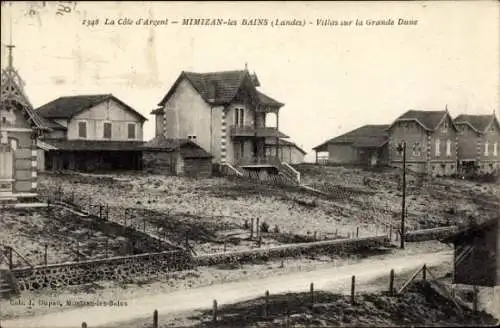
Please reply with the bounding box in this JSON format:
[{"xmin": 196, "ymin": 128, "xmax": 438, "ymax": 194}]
[{"xmin": 397, "ymin": 141, "xmax": 407, "ymax": 249}]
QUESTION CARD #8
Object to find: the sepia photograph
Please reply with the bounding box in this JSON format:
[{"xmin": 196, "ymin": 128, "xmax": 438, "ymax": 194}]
[{"xmin": 0, "ymin": 1, "xmax": 499, "ymax": 327}]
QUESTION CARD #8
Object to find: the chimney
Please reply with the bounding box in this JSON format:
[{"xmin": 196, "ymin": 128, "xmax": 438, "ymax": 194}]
[{"xmin": 208, "ymin": 81, "xmax": 217, "ymax": 102}]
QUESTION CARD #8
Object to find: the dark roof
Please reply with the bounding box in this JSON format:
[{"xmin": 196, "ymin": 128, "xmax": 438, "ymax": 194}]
[
  {"xmin": 256, "ymin": 90, "xmax": 284, "ymax": 107},
  {"xmin": 142, "ymin": 136, "xmax": 213, "ymax": 159},
  {"xmin": 41, "ymin": 139, "xmax": 145, "ymax": 151},
  {"xmin": 35, "ymin": 94, "xmax": 148, "ymax": 122},
  {"xmin": 313, "ymin": 124, "xmax": 389, "ymax": 152},
  {"xmin": 265, "ymin": 138, "xmax": 307, "ymax": 154},
  {"xmin": 157, "ymin": 70, "xmax": 284, "ymax": 108},
  {"xmin": 391, "ymin": 110, "xmax": 450, "ymax": 131},
  {"xmin": 441, "ymin": 217, "xmax": 499, "ymax": 244},
  {"xmin": 454, "ymin": 114, "xmax": 497, "ymax": 133},
  {"xmin": 150, "ymin": 107, "xmax": 164, "ymax": 115},
  {"xmin": 255, "ymin": 127, "xmax": 289, "ymax": 138}
]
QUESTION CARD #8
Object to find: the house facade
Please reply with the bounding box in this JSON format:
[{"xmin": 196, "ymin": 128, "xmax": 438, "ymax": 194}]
[
  {"xmin": 454, "ymin": 113, "xmax": 500, "ymax": 175},
  {"xmin": 34, "ymin": 94, "xmax": 147, "ymax": 171},
  {"xmin": 153, "ymin": 68, "xmax": 294, "ymax": 172},
  {"xmin": 0, "ymin": 44, "xmax": 49, "ymax": 200},
  {"xmin": 388, "ymin": 109, "xmax": 458, "ymax": 176},
  {"xmin": 312, "ymin": 125, "xmax": 390, "ymax": 167}
]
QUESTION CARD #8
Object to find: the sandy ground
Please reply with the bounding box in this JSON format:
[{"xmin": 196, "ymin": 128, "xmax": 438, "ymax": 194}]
[
  {"xmin": 0, "ymin": 246, "xmax": 453, "ymax": 328},
  {"xmin": 0, "ymin": 207, "xmax": 148, "ymax": 266}
]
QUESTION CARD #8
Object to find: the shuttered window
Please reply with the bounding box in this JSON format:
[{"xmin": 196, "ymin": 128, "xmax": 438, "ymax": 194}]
[
  {"xmin": 103, "ymin": 122, "xmax": 112, "ymax": 139},
  {"xmin": 128, "ymin": 123, "xmax": 136, "ymax": 139}
]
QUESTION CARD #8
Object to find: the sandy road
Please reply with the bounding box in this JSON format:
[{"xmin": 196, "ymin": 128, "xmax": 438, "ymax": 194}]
[{"xmin": 1, "ymin": 250, "xmax": 452, "ymax": 328}]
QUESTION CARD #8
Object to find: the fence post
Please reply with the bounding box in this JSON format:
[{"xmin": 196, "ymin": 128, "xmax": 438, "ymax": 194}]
[
  {"xmin": 44, "ymin": 244, "xmax": 48, "ymax": 266},
  {"xmin": 422, "ymin": 264, "xmax": 427, "ymax": 281},
  {"xmin": 7, "ymin": 246, "xmax": 13, "ymax": 270},
  {"xmin": 212, "ymin": 299, "xmax": 218, "ymax": 323},
  {"xmin": 389, "ymin": 225, "xmax": 392, "ymax": 241},
  {"xmin": 389, "ymin": 269, "xmax": 395, "ymax": 296},
  {"xmin": 256, "ymin": 218, "xmax": 260, "ymax": 240},
  {"xmin": 351, "ymin": 275, "xmax": 356, "ymax": 305},
  {"xmin": 313, "ymin": 231, "xmax": 317, "ymax": 241},
  {"xmin": 257, "ymin": 235, "xmax": 262, "ymax": 248},
  {"xmin": 264, "ymin": 290, "xmax": 269, "ymax": 317},
  {"xmin": 99, "ymin": 205, "xmax": 102, "ymax": 220},
  {"xmin": 310, "ymin": 282, "xmax": 314, "ymax": 307},
  {"xmin": 356, "ymin": 227, "xmax": 359, "ymax": 238},
  {"xmin": 153, "ymin": 309, "xmax": 158, "ymax": 328},
  {"xmin": 472, "ymin": 287, "xmax": 478, "ymax": 312},
  {"xmin": 250, "ymin": 218, "xmax": 254, "ymax": 239}
]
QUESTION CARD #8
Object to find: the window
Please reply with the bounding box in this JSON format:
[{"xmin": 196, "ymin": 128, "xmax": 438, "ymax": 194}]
[
  {"xmin": 127, "ymin": 123, "xmax": 136, "ymax": 139},
  {"xmin": 494, "ymin": 142, "xmax": 498, "ymax": 156},
  {"xmin": 412, "ymin": 142, "xmax": 421, "ymax": 157},
  {"xmin": 188, "ymin": 135, "xmax": 197, "ymax": 141},
  {"xmin": 446, "ymin": 140, "xmax": 452, "ymax": 156},
  {"xmin": 10, "ymin": 139, "xmax": 17, "ymax": 150},
  {"xmin": 103, "ymin": 122, "xmax": 112, "ymax": 139},
  {"xmin": 435, "ymin": 138, "xmax": 440, "ymax": 156},
  {"xmin": 234, "ymin": 108, "xmax": 244, "ymax": 127},
  {"xmin": 484, "ymin": 141, "xmax": 489, "ymax": 156},
  {"xmin": 78, "ymin": 121, "xmax": 87, "ymax": 138}
]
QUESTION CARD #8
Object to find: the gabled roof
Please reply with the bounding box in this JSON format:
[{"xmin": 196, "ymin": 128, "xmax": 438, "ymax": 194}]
[
  {"xmin": 453, "ymin": 113, "xmax": 498, "ymax": 134},
  {"xmin": 390, "ymin": 110, "xmax": 455, "ymax": 132},
  {"xmin": 265, "ymin": 138, "xmax": 307, "ymax": 154},
  {"xmin": 35, "ymin": 94, "xmax": 148, "ymax": 122},
  {"xmin": 142, "ymin": 135, "xmax": 213, "ymax": 159},
  {"xmin": 313, "ymin": 124, "xmax": 389, "ymax": 152},
  {"xmin": 1, "ymin": 66, "xmax": 51, "ymax": 131},
  {"xmin": 157, "ymin": 70, "xmax": 284, "ymax": 108}
]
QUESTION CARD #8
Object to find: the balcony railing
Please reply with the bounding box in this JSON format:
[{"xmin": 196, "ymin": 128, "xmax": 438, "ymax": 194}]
[
  {"xmin": 230, "ymin": 125, "xmax": 286, "ymax": 138},
  {"xmin": 236, "ymin": 155, "xmax": 282, "ymax": 167},
  {"xmin": 230, "ymin": 125, "xmax": 256, "ymax": 137}
]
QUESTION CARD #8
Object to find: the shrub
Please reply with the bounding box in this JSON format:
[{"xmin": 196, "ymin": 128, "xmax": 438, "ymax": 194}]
[
  {"xmin": 261, "ymin": 221, "xmax": 270, "ymax": 233},
  {"xmin": 273, "ymin": 224, "xmax": 280, "ymax": 233}
]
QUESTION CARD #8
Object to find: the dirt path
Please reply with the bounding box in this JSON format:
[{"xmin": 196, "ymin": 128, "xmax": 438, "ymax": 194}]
[{"xmin": 1, "ymin": 250, "xmax": 451, "ymax": 328}]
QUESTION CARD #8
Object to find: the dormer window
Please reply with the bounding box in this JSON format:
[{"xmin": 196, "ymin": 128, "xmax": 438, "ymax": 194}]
[{"xmin": 234, "ymin": 107, "xmax": 244, "ymax": 127}]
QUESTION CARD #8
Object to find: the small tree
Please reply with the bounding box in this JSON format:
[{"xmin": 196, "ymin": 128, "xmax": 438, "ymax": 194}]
[{"xmin": 261, "ymin": 221, "xmax": 270, "ymax": 233}]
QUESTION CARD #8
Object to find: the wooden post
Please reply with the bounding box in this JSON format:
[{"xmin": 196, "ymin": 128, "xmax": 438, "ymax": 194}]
[
  {"xmin": 313, "ymin": 231, "xmax": 317, "ymax": 241},
  {"xmin": 472, "ymin": 287, "xmax": 478, "ymax": 312},
  {"xmin": 153, "ymin": 309, "xmax": 158, "ymax": 328},
  {"xmin": 99, "ymin": 204, "xmax": 102, "ymax": 219},
  {"xmin": 250, "ymin": 218, "xmax": 254, "ymax": 239},
  {"xmin": 422, "ymin": 264, "xmax": 427, "ymax": 281},
  {"xmin": 44, "ymin": 244, "xmax": 48, "ymax": 266},
  {"xmin": 356, "ymin": 227, "xmax": 359, "ymax": 238},
  {"xmin": 389, "ymin": 269, "xmax": 395, "ymax": 296},
  {"xmin": 212, "ymin": 299, "xmax": 218, "ymax": 323},
  {"xmin": 351, "ymin": 275, "xmax": 356, "ymax": 305},
  {"xmin": 310, "ymin": 282, "xmax": 314, "ymax": 307},
  {"xmin": 256, "ymin": 218, "xmax": 260, "ymax": 239},
  {"xmin": 264, "ymin": 290, "xmax": 269, "ymax": 317},
  {"xmin": 257, "ymin": 236, "xmax": 262, "ymax": 248},
  {"xmin": 7, "ymin": 246, "xmax": 13, "ymax": 270},
  {"xmin": 389, "ymin": 225, "xmax": 393, "ymax": 241}
]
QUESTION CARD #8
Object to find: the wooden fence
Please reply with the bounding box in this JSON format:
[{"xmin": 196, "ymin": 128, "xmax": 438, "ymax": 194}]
[{"xmin": 78, "ymin": 262, "xmax": 470, "ymax": 328}]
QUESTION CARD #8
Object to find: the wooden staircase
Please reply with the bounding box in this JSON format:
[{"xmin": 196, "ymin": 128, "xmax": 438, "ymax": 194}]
[{"xmin": 0, "ymin": 250, "xmax": 19, "ymax": 299}]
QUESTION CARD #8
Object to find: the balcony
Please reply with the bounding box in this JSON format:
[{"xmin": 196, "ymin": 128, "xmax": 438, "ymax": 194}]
[
  {"xmin": 236, "ymin": 155, "xmax": 282, "ymax": 168},
  {"xmin": 230, "ymin": 125, "xmax": 289, "ymax": 138}
]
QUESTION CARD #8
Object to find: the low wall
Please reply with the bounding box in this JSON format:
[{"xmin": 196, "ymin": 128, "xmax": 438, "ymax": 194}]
[
  {"xmin": 12, "ymin": 250, "xmax": 192, "ymax": 292},
  {"xmin": 405, "ymin": 226, "xmax": 458, "ymax": 242},
  {"xmin": 194, "ymin": 236, "xmax": 390, "ymax": 266}
]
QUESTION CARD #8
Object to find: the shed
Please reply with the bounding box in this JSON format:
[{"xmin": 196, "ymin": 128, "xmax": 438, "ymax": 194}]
[
  {"xmin": 441, "ymin": 217, "xmax": 500, "ymax": 287},
  {"xmin": 142, "ymin": 136, "xmax": 213, "ymax": 177}
]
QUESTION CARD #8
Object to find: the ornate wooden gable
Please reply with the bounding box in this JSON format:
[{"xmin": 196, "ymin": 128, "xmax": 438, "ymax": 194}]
[{"xmin": 0, "ymin": 44, "xmax": 49, "ymax": 137}]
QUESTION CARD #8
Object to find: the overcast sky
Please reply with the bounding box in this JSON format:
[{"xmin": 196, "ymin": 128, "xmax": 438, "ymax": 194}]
[{"xmin": 1, "ymin": 1, "xmax": 498, "ymax": 161}]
